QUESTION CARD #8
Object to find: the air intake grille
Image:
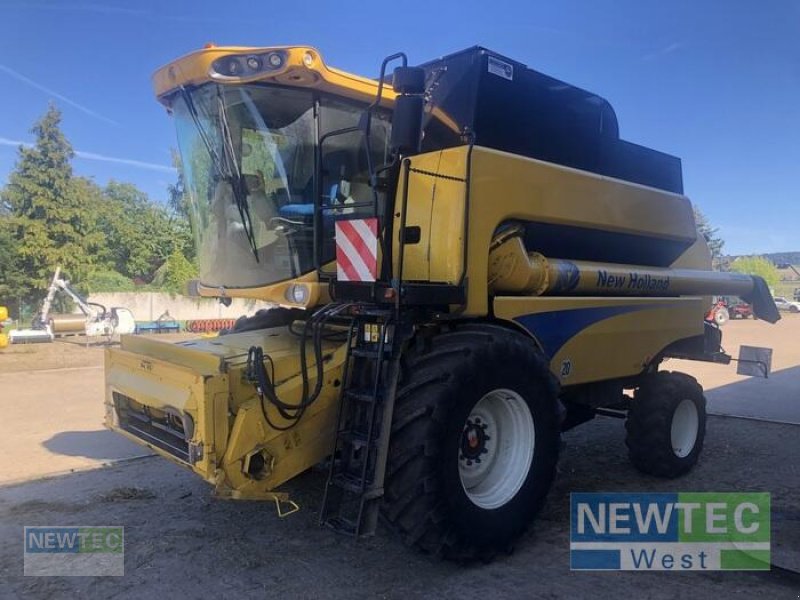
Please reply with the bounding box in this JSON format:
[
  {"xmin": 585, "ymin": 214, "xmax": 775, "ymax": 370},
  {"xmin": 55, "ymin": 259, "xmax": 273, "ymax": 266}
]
[{"xmin": 112, "ymin": 392, "xmax": 189, "ymax": 462}]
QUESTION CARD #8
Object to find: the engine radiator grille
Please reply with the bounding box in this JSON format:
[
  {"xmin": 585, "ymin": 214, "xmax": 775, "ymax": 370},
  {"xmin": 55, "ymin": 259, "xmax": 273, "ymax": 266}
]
[{"xmin": 112, "ymin": 392, "xmax": 190, "ymax": 463}]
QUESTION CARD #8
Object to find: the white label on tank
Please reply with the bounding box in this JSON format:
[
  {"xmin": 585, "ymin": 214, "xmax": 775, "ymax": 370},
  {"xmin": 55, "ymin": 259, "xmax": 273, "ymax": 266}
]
[{"xmin": 487, "ymin": 56, "xmax": 513, "ymax": 81}]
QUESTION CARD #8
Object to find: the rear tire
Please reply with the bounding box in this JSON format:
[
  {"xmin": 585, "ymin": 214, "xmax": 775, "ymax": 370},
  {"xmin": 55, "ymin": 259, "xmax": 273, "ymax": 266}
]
[
  {"xmin": 625, "ymin": 371, "xmax": 706, "ymax": 478},
  {"xmin": 382, "ymin": 324, "xmax": 560, "ymax": 561}
]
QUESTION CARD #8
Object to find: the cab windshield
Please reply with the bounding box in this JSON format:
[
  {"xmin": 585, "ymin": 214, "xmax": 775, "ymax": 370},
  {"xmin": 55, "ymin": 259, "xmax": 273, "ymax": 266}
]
[{"xmin": 173, "ymin": 84, "xmax": 391, "ymax": 289}]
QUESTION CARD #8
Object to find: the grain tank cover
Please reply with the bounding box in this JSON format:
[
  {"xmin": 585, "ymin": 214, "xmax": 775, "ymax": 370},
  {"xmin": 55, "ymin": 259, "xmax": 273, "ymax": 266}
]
[{"xmin": 418, "ymin": 47, "xmax": 683, "ymax": 194}]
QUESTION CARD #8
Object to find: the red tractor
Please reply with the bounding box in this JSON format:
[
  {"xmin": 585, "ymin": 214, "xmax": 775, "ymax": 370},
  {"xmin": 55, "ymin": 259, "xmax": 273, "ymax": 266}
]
[
  {"xmin": 728, "ymin": 301, "xmax": 754, "ymax": 319},
  {"xmin": 706, "ymin": 299, "xmax": 730, "ymax": 325},
  {"xmin": 706, "ymin": 297, "xmax": 754, "ymax": 325}
]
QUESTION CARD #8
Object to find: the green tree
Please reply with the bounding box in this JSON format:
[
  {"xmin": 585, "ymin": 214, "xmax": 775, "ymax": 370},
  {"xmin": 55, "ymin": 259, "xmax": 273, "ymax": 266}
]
[
  {"xmin": 0, "ymin": 216, "xmax": 22, "ymax": 303},
  {"xmin": 730, "ymin": 256, "xmax": 780, "ymax": 288},
  {"xmin": 82, "ymin": 269, "xmax": 136, "ymax": 293},
  {"xmin": 0, "ymin": 104, "xmax": 101, "ymax": 304},
  {"xmin": 151, "ymin": 248, "xmax": 198, "ymax": 294},
  {"xmin": 94, "ymin": 180, "xmax": 190, "ymax": 281},
  {"xmin": 167, "ymin": 148, "xmax": 190, "ymax": 219},
  {"xmin": 693, "ymin": 206, "xmax": 725, "ymax": 262}
]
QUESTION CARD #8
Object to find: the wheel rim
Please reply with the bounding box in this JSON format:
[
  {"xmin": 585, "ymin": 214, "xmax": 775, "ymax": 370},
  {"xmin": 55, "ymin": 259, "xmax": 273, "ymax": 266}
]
[
  {"xmin": 458, "ymin": 388, "xmax": 535, "ymax": 509},
  {"xmin": 671, "ymin": 398, "xmax": 699, "ymax": 458}
]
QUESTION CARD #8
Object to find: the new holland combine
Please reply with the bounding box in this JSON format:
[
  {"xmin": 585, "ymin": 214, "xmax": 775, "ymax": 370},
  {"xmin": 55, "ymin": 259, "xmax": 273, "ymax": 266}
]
[{"xmin": 104, "ymin": 45, "xmax": 779, "ymax": 560}]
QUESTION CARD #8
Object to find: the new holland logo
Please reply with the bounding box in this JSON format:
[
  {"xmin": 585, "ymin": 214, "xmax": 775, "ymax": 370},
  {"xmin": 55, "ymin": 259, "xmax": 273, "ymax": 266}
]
[
  {"xmin": 335, "ymin": 217, "xmax": 378, "ymax": 282},
  {"xmin": 570, "ymin": 493, "xmax": 770, "ymax": 571}
]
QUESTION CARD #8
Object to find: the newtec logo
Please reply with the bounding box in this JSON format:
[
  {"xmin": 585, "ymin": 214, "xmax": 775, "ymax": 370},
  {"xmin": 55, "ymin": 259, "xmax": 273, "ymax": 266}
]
[
  {"xmin": 570, "ymin": 493, "xmax": 770, "ymax": 571},
  {"xmin": 24, "ymin": 527, "xmax": 124, "ymax": 576}
]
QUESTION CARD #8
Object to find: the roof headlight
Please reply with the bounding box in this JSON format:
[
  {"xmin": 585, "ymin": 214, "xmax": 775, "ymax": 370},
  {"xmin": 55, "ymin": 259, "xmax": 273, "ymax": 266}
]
[
  {"xmin": 211, "ymin": 51, "xmax": 287, "ymax": 79},
  {"xmin": 224, "ymin": 57, "xmax": 242, "ymax": 76}
]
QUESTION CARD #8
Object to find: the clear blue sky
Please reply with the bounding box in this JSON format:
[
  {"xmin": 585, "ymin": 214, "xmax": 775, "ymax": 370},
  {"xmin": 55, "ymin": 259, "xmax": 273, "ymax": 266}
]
[{"xmin": 1, "ymin": 0, "xmax": 797, "ymax": 254}]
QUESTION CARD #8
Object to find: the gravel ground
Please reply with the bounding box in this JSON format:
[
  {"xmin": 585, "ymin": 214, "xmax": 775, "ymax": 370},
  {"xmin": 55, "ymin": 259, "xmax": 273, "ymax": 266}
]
[
  {"xmin": 0, "ymin": 414, "xmax": 798, "ymax": 599},
  {"xmin": 0, "ymin": 320, "xmax": 798, "ymax": 597}
]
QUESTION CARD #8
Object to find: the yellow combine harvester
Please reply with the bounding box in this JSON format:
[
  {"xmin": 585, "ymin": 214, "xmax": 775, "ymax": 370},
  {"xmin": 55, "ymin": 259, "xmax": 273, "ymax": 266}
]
[{"xmin": 105, "ymin": 45, "xmax": 779, "ymax": 559}]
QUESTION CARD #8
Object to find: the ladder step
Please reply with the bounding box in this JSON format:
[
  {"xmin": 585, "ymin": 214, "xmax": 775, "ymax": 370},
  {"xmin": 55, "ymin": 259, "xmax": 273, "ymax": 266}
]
[
  {"xmin": 320, "ymin": 316, "xmax": 401, "ymax": 538},
  {"xmin": 338, "ymin": 429, "xmax": 374, "ymax": 449},
  {"xmin": 351, "ymin": 347, "xmax": 383, "ymax": 359},
  {"xmin": 344, "ymin": 388, "xmax": 381, "ymax": 404},
  {"xmin": 330, "ymin": 473, "xmax": 385, "ymax": 499},
  {"xmin": 324, "ymin": 516, "xmax": 358, "ymax": 536},
  {"xmin": 332, "ymin": 472, "xmax": 369, "ymax": 494}
]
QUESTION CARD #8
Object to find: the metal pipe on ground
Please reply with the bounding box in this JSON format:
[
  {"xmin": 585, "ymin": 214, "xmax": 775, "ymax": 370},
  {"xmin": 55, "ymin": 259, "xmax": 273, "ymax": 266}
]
[{"xmin": 49, "ymin": 314, "xmax": 87, "ymax": 335}]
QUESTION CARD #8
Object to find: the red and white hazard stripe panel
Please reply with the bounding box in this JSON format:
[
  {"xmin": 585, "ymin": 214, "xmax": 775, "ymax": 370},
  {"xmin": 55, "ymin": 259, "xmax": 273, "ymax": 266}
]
[{"xmin": 335, "ymin": 217, "xmax": 378, "ymax": 282}]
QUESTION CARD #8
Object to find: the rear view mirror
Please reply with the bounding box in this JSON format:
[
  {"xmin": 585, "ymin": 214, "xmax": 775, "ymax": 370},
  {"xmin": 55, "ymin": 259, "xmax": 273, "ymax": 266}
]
[{"xmin": 390, "ymin": 67, "xmax": 426, "ymax": 156}]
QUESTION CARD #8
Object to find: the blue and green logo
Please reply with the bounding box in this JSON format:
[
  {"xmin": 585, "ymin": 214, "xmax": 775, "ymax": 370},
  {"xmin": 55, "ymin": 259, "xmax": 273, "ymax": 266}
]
[
  {"xmin": 24, "ymin": 526, "xmax": 124, "ymax": 576},
  {"xmin": 570, "ymin": 493, "xmax": 770, "ymax": 571}
]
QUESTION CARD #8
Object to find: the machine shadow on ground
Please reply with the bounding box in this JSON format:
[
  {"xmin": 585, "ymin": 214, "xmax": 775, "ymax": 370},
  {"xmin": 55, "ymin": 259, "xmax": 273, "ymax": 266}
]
[{"xmin": 42, "ymin": 430, "xmax": 152, "ymax": 462}]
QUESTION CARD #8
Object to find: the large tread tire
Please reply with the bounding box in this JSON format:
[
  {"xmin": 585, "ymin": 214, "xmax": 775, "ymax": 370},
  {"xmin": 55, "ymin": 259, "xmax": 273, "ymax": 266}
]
[
  {"xmin": 382, "ymin": 324, "xmax": 560, "ymax": 561},
  {"xmin": 625, "ymin": 371, "xmax": 706, "ymax": 478}
]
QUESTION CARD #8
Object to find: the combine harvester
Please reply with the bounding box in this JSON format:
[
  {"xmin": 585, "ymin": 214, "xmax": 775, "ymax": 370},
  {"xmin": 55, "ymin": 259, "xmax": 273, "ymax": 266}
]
[
  {"xmin": 9, "ymin": 268, "xmax": 135, "ymax": 344},
  {"xmin": 104, "ymin": 45, "xmax": 779, "ymax": 559}
]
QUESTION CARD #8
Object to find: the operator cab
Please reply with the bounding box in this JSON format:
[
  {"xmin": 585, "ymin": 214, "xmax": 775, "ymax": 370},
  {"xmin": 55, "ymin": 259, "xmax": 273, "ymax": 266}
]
[{"xmin": 173, "ymin": 83, "xmax": 392, "ymax": 290}]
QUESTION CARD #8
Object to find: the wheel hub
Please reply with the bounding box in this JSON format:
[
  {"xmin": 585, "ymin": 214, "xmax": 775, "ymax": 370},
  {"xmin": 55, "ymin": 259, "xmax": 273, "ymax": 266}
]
[
  {"xmin": 460, "ymin": 418, "xmax": 490, "ymax": 464},
  {"xmin": 457, "ymin": 389, "xmax": 535, "ymax": 510}
]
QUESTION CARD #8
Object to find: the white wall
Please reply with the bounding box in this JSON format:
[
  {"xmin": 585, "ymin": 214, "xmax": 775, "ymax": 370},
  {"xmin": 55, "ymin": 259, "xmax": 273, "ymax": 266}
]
[{"xmin": 86, "ymin": 292, "xmax": 270, "ymax": 322}]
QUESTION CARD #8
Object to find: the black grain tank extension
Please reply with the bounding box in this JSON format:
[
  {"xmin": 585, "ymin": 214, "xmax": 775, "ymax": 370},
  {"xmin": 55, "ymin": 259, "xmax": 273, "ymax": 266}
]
[{"xmin": 417, "ymin": 46, "xmax": 683, "ymax": 195}]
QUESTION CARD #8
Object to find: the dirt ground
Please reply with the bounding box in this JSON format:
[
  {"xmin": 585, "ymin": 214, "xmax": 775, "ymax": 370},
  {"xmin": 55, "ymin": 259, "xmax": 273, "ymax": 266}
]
[
  {"xmin": 0, "ymin": 320, "xmax": 799, "ymax": 598},
  {"xmin": 0, "ymin": 333, "xmax": 191, "ymax": 374}
]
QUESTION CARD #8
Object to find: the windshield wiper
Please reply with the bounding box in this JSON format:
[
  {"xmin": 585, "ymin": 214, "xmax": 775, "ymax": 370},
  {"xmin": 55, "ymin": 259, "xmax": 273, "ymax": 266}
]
[
  {"xmin": 180, "ymin": 86, "xmax": 224, "ymax": 176},
  {"xmin": 180, "ymin": 86, "xmax": 260, "ymax": 263},
  {"xmin": 216, "ymin": 88, "xmax": 260, "ymax": 263}
]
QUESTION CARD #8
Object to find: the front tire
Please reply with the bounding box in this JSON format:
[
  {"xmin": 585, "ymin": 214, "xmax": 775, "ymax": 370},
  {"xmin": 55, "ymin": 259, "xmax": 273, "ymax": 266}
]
[
  {"xmin": 383, "ymin": 324, "xmax": 560, "ymax": 560},
  {"xmin": 625, "ymin": 371, "xmax": 706, "ymax": 478}
]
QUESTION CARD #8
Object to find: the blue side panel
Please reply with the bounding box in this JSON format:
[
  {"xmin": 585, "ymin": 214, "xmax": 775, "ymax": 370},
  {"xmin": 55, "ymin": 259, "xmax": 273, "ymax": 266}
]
[{"xmin": 514, "ymin": 304, "xmax": 661, "ymax": 358}]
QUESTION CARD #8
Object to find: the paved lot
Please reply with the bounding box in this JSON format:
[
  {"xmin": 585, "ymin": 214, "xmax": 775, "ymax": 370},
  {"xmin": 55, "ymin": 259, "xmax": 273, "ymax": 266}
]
[
  {"xmin": 0, "ymin": 319, "xmax": 798, "ymax": 598},
  {"xmin": 0, "ymin": 366, "xmax": 148, "ymax": 484},
  {"xmin": 675, "ymin": 315, "xmax": 800, "ymax": 424}
]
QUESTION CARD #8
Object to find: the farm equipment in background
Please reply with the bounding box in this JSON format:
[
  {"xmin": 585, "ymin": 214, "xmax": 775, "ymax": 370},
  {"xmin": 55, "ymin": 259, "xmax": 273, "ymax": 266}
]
[
  {"xmin": 135, "ymin": 311, "xmax": 182, "ymax": 335},
  {"xmin": 104, "ymin": 45, "xmax": 780, "ymax": 560},
  {"xmin": 185, "ymin": 318, "xmax": 237, "ymax": 334},
  {"xmin": 8, "ymin": 268, "xmax": 136, "ymax": 344},
  {"xmin": 706, "ymin": 296, "xmax": 754, "ymax": 324},
  {"xmin": 0, "ymin": 306, "xmax": 9, "ymax": 348},
  {"xmin": 706, "ymin": 298, "xmax": 730, "ymax": 326},
  {"xmin": 726, "ymin": 299, "xmax": 754, "ymax": 319}
]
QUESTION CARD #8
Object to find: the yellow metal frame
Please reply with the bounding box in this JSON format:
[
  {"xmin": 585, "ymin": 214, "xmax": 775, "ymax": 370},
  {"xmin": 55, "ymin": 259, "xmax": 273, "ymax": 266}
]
[
  {"xmin": 394, "ymin": 145, "xmax": 701, "ymax": 316},
  {"xmin": 494, "ymin": 296, "xmax": 703, "ymax": 385},
  {"xmin": 154, "ymin": 46, "xmax": 396, "ymax": 108},
  {"xmin": 105, "ymin": 327, "xmax": 349, "ymax": 500}
]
